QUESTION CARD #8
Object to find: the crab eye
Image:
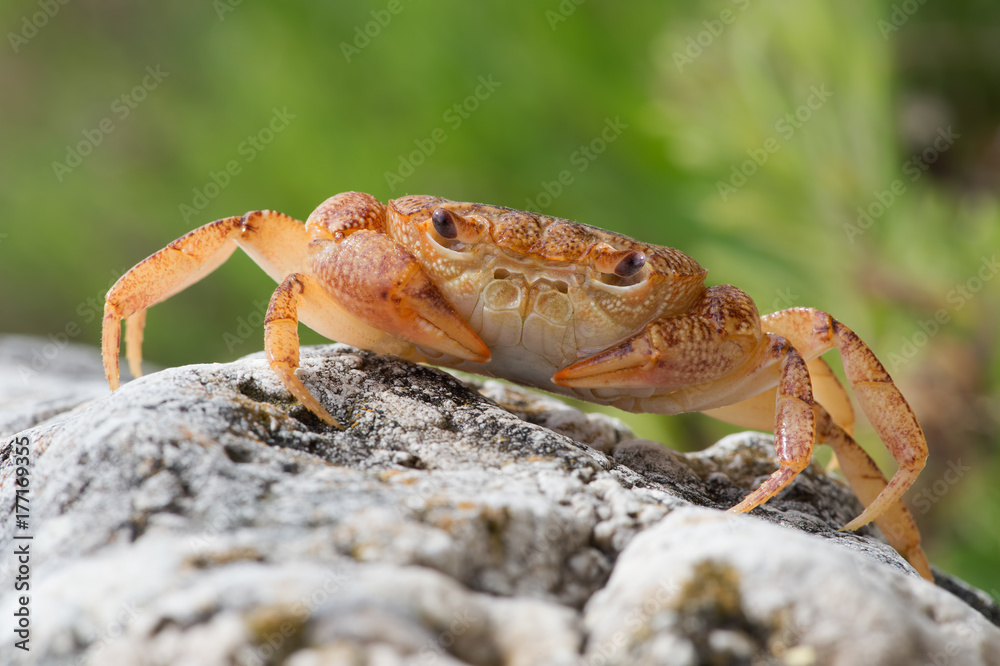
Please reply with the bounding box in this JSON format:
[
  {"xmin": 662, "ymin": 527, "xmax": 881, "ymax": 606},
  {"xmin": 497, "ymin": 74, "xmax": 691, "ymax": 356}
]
[
  {"xmin": 431, "ymin": 208, "xmax": 458, "ymax": 239},
  {"xmin": 614, "ymin": 251, "xmax": 645, "ymax": 277},
  {"xmin": 591, "ymin": 243, "xmax": 647, "ymax": 281}
]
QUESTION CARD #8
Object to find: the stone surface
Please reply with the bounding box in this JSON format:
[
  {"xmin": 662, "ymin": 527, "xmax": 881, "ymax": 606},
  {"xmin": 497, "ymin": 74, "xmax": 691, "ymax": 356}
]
[
  {"xmin": 584, "ymin": 508, "xmax": 1000, "ymax": 665},
  {"xmin": 1, "ymin": 336, "xmax": 998, "ymax": 665},
  {"xmin": 0, "ymin": 335, "xmax": 116, "ymax": 439}
]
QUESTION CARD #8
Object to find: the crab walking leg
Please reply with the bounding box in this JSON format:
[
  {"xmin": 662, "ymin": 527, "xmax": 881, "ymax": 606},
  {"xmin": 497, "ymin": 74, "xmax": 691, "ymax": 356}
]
[
  {"xmin": 762, "ymin": 308, "xmax": 928, "ymax": 531},
  {"xmin": 265, "ymin": 265, "xmax": 448, "ymax": 426},
  {"xmin": 727, "ymin": 336, "xmax": 817, "ymax": 514},
  {"xmin": 815, "ymin": 408, "xmax": 932, "ymax": 580},
  {"xmin": 807, "ymin": 357, "xmax": 854, "ymax": 472},
  {"xmin": 805, "ymin": 357, "xmax": 855, "ymax": 437},
  {"xmin": 703, "ymin": 357, "xmax": 855, "ymax": 437},
  {"xmin": 552, "ymin": 285, "xmax": 833, "ymax": 520},
  {"xmin": 124, "ymin": 310, "xmax": 147, "ymax": 379},
  {"xmin": 554, "ymin": 302, "xmax": 820, "ymax": 514},
  {"xmin": 264, "ymin": 274, "xmax": 339, "ymax": 427},
  {"xmin": 704, "ymin": 356, "xmax": 853, "ymax": 474},
  {"xmin": 103, "ymin": 211, "xmax": 311, "ymax": 388}
]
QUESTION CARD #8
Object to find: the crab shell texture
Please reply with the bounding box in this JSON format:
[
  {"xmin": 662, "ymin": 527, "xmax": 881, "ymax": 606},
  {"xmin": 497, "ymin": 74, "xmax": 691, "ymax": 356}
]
[{"xmin": 380, "ymin": 195, "xmax": 726, "ymax": 406}]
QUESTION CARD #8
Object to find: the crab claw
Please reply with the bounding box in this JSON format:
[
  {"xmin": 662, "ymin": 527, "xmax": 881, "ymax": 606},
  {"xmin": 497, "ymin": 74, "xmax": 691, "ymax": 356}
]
[
  {"xmin": 394, "ymin": 266, "xmax": 492, "ymax": 362},
  {"xmin": 314, "ymin": 230, "xmax": 490, "ymax": 363},
  {"xmin": 553, "ymin": 315, "xmax": 750, "ymax": 390},
  {"xmin": 553, "ymin": 333, "xmax": 663, "ymax": 388}
]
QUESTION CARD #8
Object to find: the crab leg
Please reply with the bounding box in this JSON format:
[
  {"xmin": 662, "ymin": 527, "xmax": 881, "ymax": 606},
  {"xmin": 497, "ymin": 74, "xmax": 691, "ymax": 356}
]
[
  {"xmin": 816, "ymin": 407, "xmax": 932, "ymax": 579},
  {"xmin": 103, "ymin": 211, "xmax": 311, "ymax": 388},
  {"xmin": 807, "ymin": 357, "xmax": 855, "ymax": 438},
  {"xmin": 759, "ymin": 308, "xmax": 928, "ymax": 531},
  {"xmin": 701, "ymin": 353, "xmax": 931, "ymax": 578},
  {"xmin": 123, "ymin": 309, "xmax": 147, "ymax": 380},
  {"xmin": 724, "ymin": 336, "xmax": 817, "ymax": 513},
  {"xmin": 554, "ymin": 296, "xmax": 818, "ymax": 513},
  {"xmin": 265, "ymin": 274, "xmax": 345, "ymax": 427},
  {"xmin": 703, "ymin": 357, "xmax": 855, "ymax": 437},
  {"xmin": 265, "ymin": 274, "xmax": 330, "ymax": 423},
  {"xmin": 554, "ymin": 293, "xmax": 932, "ymax": 578},
  {"xmin": 704, "ymin": 356, "xmax": 853, "ymax": 476}
]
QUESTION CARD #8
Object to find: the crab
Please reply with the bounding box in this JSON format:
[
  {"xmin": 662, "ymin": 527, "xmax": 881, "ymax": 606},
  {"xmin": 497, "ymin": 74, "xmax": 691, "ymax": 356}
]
[{"xmin": 103, "ymin": 192, "xmax": 931, "ymax": 579}]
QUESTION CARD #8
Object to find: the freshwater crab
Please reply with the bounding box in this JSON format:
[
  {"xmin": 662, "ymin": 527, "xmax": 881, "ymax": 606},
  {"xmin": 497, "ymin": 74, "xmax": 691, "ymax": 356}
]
[{"xmin": 103, "ymin": 192, "xmax": 931, "ymax": 579}]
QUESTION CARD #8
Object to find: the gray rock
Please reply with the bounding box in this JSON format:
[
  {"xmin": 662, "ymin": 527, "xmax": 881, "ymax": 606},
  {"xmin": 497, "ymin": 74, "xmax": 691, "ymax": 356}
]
[
  {"xmin": 0, "ymin": 335, "xmax": 116, "ymax": 439},
  {"xmin": 0, "ymin": 336, "xmax": 997, "ymax": 665},
  {"xmin": 584, "ymin": 508, "xmax": 1000, "ymax": 665}
]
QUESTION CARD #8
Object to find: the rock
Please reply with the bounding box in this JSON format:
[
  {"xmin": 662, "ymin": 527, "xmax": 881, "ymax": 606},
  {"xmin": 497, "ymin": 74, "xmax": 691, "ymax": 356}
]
[
  {"xmin": 0, "ymin": 335, "xmax": 116, "ymax": 439},
  {"xmin": 584, "ymin": 508, "xmax": 1000, "ymax": 665},
  {"xmin": 1, "ymin": 336, "xmax": 998, "ymax": 665}
]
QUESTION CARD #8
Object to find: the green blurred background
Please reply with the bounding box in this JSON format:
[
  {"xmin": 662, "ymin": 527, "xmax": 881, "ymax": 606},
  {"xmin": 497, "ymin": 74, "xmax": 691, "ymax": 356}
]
[{"xmin": 2, "ymin": 2, "xmax": 997, "ymax": 593}]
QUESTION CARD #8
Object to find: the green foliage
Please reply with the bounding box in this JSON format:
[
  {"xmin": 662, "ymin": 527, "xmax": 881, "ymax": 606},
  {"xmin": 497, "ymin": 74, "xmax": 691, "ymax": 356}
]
[{"xmin": 1, "ymin": 0, "xmax": 996, "ymax": 593}]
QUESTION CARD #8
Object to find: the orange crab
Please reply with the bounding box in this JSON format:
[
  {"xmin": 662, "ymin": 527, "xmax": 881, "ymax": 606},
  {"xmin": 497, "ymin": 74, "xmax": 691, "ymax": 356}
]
[{"xmin": 103, "ymin": 192, "xmax": 931, "ymax": 579}]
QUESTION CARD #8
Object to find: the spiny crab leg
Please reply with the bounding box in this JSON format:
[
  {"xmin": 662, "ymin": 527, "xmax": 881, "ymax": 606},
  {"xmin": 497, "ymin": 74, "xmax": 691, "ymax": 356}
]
[
  {"xmin": 719, "ymin": 333, "xmax": 930, "ymax": 583},
  {"xmin": 712, "ymin": 307, "xmax": 931, "ymax": 579},
  {"xmin": 103, "ymin": 211, "xmax": 310, "ymax": 389},
  {"xmin": 124, "ymin": 309, "xmax": 147, "ymax": 380},
  {"xmin": 103, "ymin": 194, "xmax": 488, "ymax": 429},
  {"xmin": 265, "ymin": 274, "xmax": 341, "ymax": 427},
  {"xmin": 761, "ymin": 308, "xmax": 928, "ymax": 532},
  {"xmin": 815, "ymin": 407, "xmax": 932, "ymax": 579},
  {"xmin": 726, "ymin": 336, "xmax": 816, "ymax": 514},
  {"xmin": 554, "ymin": 291, "xmax": 932, "ymax": 579},
  {"xmin": 708, "ymin": 369, "xmax": 933, "ymax": 579}
]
